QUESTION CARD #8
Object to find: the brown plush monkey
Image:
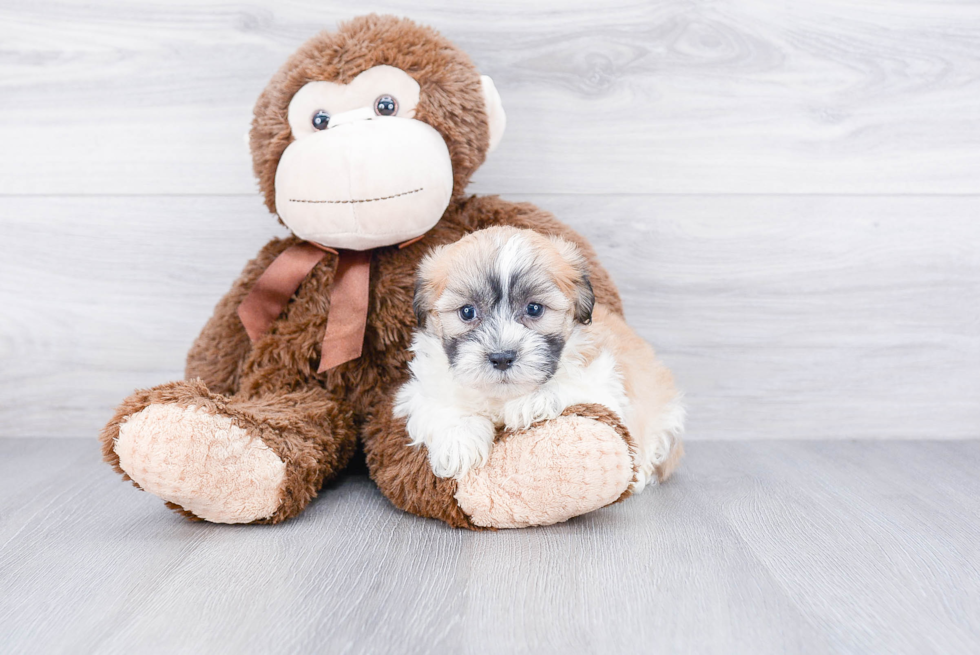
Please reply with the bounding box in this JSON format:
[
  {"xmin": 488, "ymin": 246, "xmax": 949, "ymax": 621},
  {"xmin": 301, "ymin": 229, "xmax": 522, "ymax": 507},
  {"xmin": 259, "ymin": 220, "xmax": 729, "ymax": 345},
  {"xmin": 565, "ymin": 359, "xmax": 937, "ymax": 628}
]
[{"xmin": 100, "ymin": 14, "xmax": 680, "ymax": 529}]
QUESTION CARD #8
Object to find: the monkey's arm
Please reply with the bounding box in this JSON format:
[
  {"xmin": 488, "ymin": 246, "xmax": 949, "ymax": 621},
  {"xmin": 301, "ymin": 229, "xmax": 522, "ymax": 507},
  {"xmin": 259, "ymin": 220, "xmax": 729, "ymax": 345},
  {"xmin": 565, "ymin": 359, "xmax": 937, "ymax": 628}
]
[{"xmin": 184, "ymin": 236, "xmax": 300, "ymax": 395}]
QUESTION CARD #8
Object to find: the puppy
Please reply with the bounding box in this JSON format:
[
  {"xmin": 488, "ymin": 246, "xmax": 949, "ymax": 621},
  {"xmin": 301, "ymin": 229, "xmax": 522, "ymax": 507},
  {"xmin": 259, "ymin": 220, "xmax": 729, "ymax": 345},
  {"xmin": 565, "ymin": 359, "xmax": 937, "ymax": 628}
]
[{"xmin": 394, "ymin": 226, "xmax": 684, "ymax": 491}]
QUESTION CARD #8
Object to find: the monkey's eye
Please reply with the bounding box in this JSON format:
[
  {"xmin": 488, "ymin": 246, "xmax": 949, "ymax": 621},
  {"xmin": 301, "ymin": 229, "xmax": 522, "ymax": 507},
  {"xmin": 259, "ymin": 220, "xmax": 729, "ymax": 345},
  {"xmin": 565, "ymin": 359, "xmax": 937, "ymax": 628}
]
[
  {"xmin": 374, "ymin": 95, "xmax": 398, "ymax": 116},
  {"xmin": 312, "ymin": 110, "xmax": 330, "ymax": 130},
  {"xmin": 526, "ymin": 303, "xmax": 544, "ymax": 318},
  {"xmin": 458, "ymin": 305, "xmax": 477, "ymax": 322}
]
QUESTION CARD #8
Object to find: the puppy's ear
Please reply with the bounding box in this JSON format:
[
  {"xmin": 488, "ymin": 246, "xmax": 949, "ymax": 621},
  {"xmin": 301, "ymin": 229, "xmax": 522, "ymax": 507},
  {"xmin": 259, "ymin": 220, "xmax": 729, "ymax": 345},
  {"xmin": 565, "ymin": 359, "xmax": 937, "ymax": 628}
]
[
  {"xmin": 550, "ymin": 235, "xmax": 595, "ymax": 325},
  {"xmin": 412, "ymin": 278, "xmax": 429, "ymax": 328},
  {"xmin": 412, "ymin": 245, "xmax": 448, "ymax": 330},
  {"xmin": 573, "ymin": 274, "xmax": 595, "ymax": 325}
]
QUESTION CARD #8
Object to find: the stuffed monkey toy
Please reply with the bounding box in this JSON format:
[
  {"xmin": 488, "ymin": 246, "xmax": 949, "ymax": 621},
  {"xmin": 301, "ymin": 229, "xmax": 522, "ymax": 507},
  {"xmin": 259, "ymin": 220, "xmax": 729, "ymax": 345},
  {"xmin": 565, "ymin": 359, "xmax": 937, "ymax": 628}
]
[{"xmin": 100, "ymin": 14, "xmax": 682, "ymax": 529}]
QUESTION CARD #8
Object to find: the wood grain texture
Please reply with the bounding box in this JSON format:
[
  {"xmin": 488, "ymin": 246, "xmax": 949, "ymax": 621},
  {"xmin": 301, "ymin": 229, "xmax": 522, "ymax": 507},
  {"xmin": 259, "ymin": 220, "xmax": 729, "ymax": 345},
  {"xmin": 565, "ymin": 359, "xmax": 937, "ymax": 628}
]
[
  {"xmin": 1, "ymin": 0, "xmax": 979, "ymax": 195},
  {"xmin": 1, "ymin": 438, "xmax": 978, "ymax": 654},
  {"xmin": 1, "ymin": 194, "xmax": 977, "ymax": 440}
]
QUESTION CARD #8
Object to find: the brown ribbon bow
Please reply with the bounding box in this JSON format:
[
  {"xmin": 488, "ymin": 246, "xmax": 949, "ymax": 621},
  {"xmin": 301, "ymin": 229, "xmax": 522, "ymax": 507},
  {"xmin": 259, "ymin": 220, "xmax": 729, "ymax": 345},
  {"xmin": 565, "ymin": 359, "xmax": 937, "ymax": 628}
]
[{"xmin": 237, "ymin": 237, "xmax": 423, "ymax": 374}]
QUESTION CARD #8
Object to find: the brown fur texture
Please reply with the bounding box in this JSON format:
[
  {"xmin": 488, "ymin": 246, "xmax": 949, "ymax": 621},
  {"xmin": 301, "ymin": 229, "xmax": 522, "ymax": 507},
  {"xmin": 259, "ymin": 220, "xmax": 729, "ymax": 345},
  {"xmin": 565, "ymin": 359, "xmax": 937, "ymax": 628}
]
[{"xmin": 99, "ymin": 15, "xmax": 639, "ymax": 528}]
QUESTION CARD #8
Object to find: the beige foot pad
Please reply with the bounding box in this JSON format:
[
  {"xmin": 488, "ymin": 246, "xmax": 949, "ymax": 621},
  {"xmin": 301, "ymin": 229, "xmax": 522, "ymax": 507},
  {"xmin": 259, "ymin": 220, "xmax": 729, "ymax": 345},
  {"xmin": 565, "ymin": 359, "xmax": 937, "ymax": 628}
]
[
  {"xmin": 115, "ymin": 404, "xmax": 286, "ymax": 524},
  {"xmin": 454, "ymin": 414, "xmax": 634, "ymax": 528}
]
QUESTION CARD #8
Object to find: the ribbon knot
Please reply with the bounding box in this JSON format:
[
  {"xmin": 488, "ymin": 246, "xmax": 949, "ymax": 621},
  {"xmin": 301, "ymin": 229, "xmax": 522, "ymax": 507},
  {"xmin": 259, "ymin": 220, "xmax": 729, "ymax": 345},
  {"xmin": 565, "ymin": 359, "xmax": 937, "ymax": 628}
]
[{"xmin": 237, "ymin": 242, "xmax": 372, "ymax": 373}]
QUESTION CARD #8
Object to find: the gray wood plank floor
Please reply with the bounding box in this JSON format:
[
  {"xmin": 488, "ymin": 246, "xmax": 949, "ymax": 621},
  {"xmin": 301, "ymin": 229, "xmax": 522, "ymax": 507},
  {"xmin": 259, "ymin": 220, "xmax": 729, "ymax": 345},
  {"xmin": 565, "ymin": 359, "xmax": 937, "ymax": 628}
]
[{"xmin": 1, "ymin": 438, "xmax": 978, "ymax": 655}]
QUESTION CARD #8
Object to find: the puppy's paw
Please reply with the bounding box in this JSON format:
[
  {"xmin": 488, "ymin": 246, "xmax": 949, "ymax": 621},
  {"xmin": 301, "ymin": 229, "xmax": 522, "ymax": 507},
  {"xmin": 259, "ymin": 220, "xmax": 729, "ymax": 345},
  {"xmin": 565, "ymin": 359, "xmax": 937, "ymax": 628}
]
[
  {"xmin": 427, "ymin": 417, "xmax": 496, "ymax": 479},
  {"xmin": 503, "ymin": 389, "xmax": 566, "ymax": 431}
]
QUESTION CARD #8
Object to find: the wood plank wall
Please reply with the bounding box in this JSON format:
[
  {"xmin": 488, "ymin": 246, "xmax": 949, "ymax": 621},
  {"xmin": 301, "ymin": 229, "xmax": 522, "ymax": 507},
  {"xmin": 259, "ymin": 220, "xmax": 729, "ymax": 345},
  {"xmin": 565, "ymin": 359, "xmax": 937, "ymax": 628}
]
[{"xmin": 1, "ymin": 0, "xmax": 978, "ymax": 439}]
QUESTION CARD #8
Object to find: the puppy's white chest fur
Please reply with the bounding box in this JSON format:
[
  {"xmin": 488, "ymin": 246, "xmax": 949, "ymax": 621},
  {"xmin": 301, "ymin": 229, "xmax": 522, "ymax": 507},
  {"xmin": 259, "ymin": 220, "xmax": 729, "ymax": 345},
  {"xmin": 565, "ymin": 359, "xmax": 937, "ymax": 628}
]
[{"xmin": 394, "ymin": 329, "xmax": 629, "ymax": 479}]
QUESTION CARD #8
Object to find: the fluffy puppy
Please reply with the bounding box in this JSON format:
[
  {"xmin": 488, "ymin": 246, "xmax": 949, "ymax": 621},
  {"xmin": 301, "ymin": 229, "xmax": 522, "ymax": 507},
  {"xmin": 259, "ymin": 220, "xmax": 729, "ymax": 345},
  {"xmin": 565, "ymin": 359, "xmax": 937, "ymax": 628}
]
[{"xmin": 394, "ymin": 226, "xmax": 684, "ymax": 490}]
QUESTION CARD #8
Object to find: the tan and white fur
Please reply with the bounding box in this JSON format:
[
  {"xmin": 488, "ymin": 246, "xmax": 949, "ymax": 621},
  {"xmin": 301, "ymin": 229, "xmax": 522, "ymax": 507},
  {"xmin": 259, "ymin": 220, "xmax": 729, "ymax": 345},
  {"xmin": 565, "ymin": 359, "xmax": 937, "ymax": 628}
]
[{"xmin": 395, "ymin": 226, "xmax": 684, "ymax": 491}]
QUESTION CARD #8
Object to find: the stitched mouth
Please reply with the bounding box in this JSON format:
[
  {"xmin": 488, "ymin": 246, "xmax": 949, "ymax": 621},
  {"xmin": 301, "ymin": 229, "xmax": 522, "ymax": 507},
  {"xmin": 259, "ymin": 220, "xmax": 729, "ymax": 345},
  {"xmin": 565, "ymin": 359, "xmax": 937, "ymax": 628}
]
[{"xmin": 289, "ymin": 187, "xmax": 423, "ymax": 205}]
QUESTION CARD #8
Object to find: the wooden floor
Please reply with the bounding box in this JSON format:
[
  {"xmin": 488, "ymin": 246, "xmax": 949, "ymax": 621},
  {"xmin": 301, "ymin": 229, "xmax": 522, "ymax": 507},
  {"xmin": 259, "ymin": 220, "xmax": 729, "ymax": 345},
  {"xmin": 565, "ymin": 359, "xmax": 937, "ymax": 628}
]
[{"xmin": 1, "ymin": 438, "xmax": 978, "ymax": 654}]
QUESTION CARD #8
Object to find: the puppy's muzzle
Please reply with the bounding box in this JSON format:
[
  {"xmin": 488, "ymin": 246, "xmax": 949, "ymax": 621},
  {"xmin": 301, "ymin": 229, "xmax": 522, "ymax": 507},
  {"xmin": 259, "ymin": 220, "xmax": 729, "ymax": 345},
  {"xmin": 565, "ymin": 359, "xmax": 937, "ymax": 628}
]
[{"xmin": 488, "ymin": 350, "xmax": 517, "ymax": 371}]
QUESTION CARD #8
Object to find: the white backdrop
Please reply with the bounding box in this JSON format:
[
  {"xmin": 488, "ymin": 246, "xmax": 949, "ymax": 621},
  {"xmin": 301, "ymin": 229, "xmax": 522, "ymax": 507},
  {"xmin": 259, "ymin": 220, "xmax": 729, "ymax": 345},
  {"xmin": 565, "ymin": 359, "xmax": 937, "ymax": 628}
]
[{"xmin": 1, "ymin": 0, "xmax": 978, "ymax": 439}]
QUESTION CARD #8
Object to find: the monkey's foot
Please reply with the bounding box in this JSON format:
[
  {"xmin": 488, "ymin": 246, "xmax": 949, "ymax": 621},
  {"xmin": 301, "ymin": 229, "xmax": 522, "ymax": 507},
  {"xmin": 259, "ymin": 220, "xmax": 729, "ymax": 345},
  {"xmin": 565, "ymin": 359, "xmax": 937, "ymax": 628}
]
[
  {"xmin": 113, "ymin": 402, "xmax": 286, "ymax": 524},
  {"xmin": 454, "ymin": 404, "xmax": 637, "ymax": 529}
]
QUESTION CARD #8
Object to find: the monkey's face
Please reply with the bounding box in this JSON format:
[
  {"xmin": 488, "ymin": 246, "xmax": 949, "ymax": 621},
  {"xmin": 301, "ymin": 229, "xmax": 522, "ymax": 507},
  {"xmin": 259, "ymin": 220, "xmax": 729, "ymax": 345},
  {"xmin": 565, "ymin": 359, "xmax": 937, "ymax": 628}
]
[
  {"xmin": 251, "ymin": 17, "xmax": 507, "ymax": 243},
  {"xmin": 274, "ymin": 64, "xmax": 503, "ymax": 251},
  {"xmin": 276, "ymin": 66, "xmax": 452, "ymax": 250}
]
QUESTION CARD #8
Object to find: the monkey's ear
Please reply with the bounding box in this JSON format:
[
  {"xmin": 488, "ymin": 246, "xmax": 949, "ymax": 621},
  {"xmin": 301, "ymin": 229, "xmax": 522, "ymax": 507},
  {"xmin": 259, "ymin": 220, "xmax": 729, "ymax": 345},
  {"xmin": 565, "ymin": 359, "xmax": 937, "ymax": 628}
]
[{"xmin": 480, "ymin": 75, "xmax": 506, "ymax": 153}]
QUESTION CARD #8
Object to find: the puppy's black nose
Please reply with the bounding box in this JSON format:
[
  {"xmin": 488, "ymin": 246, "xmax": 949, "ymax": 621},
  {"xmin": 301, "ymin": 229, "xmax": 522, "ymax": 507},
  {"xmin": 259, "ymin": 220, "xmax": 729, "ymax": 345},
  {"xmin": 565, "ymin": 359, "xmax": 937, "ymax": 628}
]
[{"xmin": 488, "ymin": 350, "xmax": 517, "ymax": 371}]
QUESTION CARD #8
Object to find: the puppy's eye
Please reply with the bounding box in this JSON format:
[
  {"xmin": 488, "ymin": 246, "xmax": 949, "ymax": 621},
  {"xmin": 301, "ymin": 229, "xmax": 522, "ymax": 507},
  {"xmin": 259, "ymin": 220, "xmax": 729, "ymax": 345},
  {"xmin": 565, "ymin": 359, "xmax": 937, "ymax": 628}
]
[
  {"xmin": 312, "ymin": 110, "xmax": 330, "ymax": 130},
  {"xmin": 526, "ymin": 303, "xmax": 544, "ymax": 318},
  {"xmin": 458, "ymin": 305, "xmax": 477, "ymax": 322},
  {"xmin": 374, "ymin": 95, "xmax": 398, "ymax": 116}
]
